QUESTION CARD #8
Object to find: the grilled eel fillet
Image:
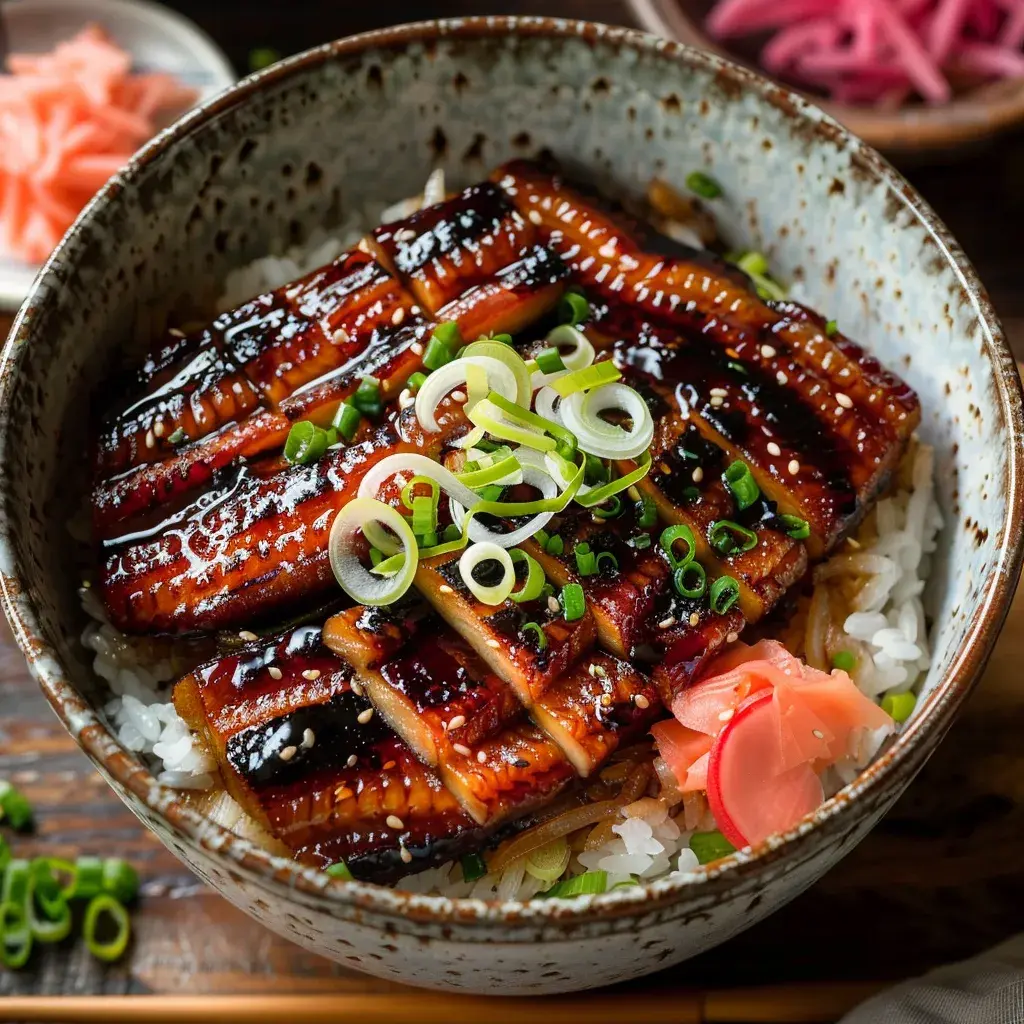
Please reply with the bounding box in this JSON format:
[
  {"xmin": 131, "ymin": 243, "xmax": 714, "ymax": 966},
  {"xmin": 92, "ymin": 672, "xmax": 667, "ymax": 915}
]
[{"xmin": 493, "ymin": 159, "xmax": 920, "ymax": 554}]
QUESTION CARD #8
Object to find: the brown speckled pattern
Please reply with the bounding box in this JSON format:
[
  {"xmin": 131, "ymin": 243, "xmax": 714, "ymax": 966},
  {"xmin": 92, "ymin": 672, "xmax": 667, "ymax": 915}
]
[{"xmin": 0, "ymin": 17, "xmax": 1021, "ymax": 995}]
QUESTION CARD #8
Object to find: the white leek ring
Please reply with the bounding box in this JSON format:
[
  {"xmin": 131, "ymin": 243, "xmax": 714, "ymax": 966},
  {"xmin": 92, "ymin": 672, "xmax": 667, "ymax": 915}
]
[
  {"xmin": 559, "ymin": 383, "xmax": 654, "ymax": 460},
  {"xmin": 463, "ymin": 340, "xmax": 533, "ymax": 407},
  {"xmin": 459, "ymin": 542, "xmax": 515, "ymax": 605},
  {"xmin": 530, "ymin": 325, "xmax": 596, "ymax": 391},
  {"xmin": 329, "ymin": 498, "xmax": 418, "ymax": 606},
  {"xmin": 415, "ymin": 356, "xmax": 518, "ymax": 433}
]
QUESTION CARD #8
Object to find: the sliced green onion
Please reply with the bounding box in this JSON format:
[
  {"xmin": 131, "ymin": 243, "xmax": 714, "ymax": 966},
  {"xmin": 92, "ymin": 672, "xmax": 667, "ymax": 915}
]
[
  {"xmin": 423, "ymin": 332, "xmax": 457, "ymax": 372},
  {"xmin": 0, "ymin": 836, "xmax": 9, "ymax": 874},
  {"xmin": 723, "ymin": 461, "xmax": 760, "ymax": 511},
  {"xmin": 534, "ymin": 348, "xmax": 566, "ymax": 375},
  {"xmin": 489, "ymin": 333, "xmax": 513, "ymax": 345},
  {"xmin": 595, "ymin": 551, "xmax": 619, "ymax": 573},
  {"xmin": 411, "ymin": 496, "xmax": 437, "ymax": 536},
  {"xmin": 83, "ymin": 894, "xmax": 131, "ymax": 963},
  {"xmin": 882, "ymin": 691, "xmax": 917, "ymax": 723},
  {"xmin": 524, "ymin": 837, "xmax": 571, "ymax": 883},
  {"xmin": 689, "ymin": 830, "xmax": 736, "ymax": 865},
  {"xmin": 574, "ymin": 542, "xmax": 598, "ymax": 577},
  {"xmin": 442, "ymin": 524, "xmax": 462, "ymax": 544},
  {"xmin": 709, "ymin": 576, "xmax": 741, "ymax": 615},
  {"xmin": 636, "ymin": 495, "xmax": 658, "ymax": 529},
  {"xmin": 369, "ymin": 547, "xmax": 384, "ymax": 568},
  {"xmin": 708, "ymin": 520, "xmax": 758, "ymax": 555},
  {"xmin": 681, "ymin": 486, "xmax": 701, "ymax": 503},
  {"xmin": 542, "ymin": 870, "xmax": 607, "ymax": 898},
  {"xmin": 2, "ymin": 859, "xmax": 31, "ymax": 906},
  {"xmin": 31, "ymin": 859, "xmax": 75, "ymax": 917},
  {"xmin": 727, "ymin": 360, "xmax": 748, "ymax": 376},
  {"xmin": 407, "ymin": 371, "xmax": 428, "ymax": 393},
  {"xmin": 660, "ymin": 524, "xmax": 697, "ymax": 569},
  {"xmin": 633, "ymin": 534, "xmax": 652, "ymax": 550},
  {"xmin": 509, "ymin": 549, "xmax": 546, "ymax": 604},
  {"xmin": 560, "ymin": 583, "xmax": 586, "ymax": 622},
  {"xmin": 350, "ymin": 376, "xmax": 382, "ymax": 418},
  {"xmin": 460, "ymin": 853, "xmax": 488, "ymax": 883},
  {"xmin": 673, "ymin": 561, "xmax": 707, "ymax": 599},
  {"xmin": 584, "ymin": 453, "xmax": 609, "ymax": 486},
  {"xmin": 476, "ymin": 484, "xmax": 505, "ymax": 503},
  {"xmin": 831, "ymin": 650, "xmax": 857, "ymax": 673},
  {"xmin": 736, "ymin": 251, "xmax": 768, "ymax": 277},
  {"xmin": 520, "ymin": 621, "xmax": 548, "ymax": 651},
  {"xmin": 460, "ymin": 543, "xmax": 516, "ymax": 606},
  {"xmin": 401, "ymin": 475, "xmax": 441, "ymax": 510},
  {"xmin": 546, "ymin": 535, "xmax": 565, "ymax": 557},
  {"xmin": 0, "ymin": 781, "xmax": 32, "ymax": 830},
  {"xmin": 534, "ymin": 529, "xmax": 550, "ymax": 548},
  {"xmin": 421, "ymin": 530, "xmax": 439, "ymax": 548},
  {"xmin": 167, "ymin": 427, "xmax": 186, "ymax": 445},
  {"xmin": 331, "ymin": 401, "xmax": 362, "ymax": 442},
  {"xmin": 27, "ymin": 865, "xmax": 72, "ymax": 945},
  {"xmin": 825, "ymin": 320, "xmax": 839, "ymax": 338},
  {"xmin": 776, "ymin": 514, "xmax": 811, "ymax": 540},
  {"xmin": 329, "ymin": 498, "xmax": 418, "ymax": 606},
  {"xmin": 69, "ymin": 857, "xmax": 104, "ymax": 901},
  {"xmin": 325, "ymin": 861, "xmax": 353, "ymax": 880},
  {"xmin": 550, "ymin": 361, "xmax": 622, "ymax": 398},
  {"xmin": 559, "ymin": 290, "xmax": 590, "ymax": 327},
  {"xmin": 686, "ymin": 171, "xmax": 722, "ymax": 199},
  {"xmin": 0, "ymin": 902, "xmax": 32, "ymax": 969},
  {"xmin": 101, "ymin": 858, "xmax": 139, "ymax": 904},
  {"xmin": 592, "ymin": 495, "xmax": 623, "ymax": 519},
  {"xmin": 284, "ymin": 421, "xmax": 331, "ymax": 466},
  {"xmin": 574, "ymin": 452, "xmax": 653, "ymax": 509}
]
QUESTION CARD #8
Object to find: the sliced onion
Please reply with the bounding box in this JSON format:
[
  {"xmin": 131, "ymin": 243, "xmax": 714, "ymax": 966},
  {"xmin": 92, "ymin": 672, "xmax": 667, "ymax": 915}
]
[
  {"xmin": 459, "ymin": 543, "xmax": 515, "ymax": 605},
  {"xmin": 415, "ymin": 356, "xmax": 518, "ymax": 433},
  {"xmin": 534, "ymin": 386, "xmax": 561, "ymax": 426},
  {"xmin": 530, "ymin": 325, "xmax": 596, "ymax": 391},
  {"xmin": 463, "ymin": 340, "xmax": 533, "ymax": 407},
  {"xmin": 329, "ymin": 498, "xmax": 418, "ymax": 606},
  {"xmin": 559, "ymin": 383, "xmax": 654, "ymax": 459}
]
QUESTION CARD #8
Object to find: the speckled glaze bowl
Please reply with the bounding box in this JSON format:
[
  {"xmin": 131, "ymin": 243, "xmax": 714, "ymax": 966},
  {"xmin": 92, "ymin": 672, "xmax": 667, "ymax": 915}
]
[{"xmin": 2, "ymin": 17, "xmax": 1022, "ymax": 996}]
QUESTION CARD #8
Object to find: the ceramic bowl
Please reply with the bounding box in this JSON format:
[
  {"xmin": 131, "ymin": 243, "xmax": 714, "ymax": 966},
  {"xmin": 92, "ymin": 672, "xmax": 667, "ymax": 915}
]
[
  {"xmin": 2, "ymin": 17, "xmax": 1022, "ymax": 996},
  {"xmin": 627, "ymin": 0, "xmax": 1024, "ymax": 160}
]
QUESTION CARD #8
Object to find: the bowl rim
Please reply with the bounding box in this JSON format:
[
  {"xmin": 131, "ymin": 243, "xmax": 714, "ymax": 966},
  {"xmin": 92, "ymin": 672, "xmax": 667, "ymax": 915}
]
[{"xmin": 3, "ymin": 15, "xmax": 1022, "ymax": 929}]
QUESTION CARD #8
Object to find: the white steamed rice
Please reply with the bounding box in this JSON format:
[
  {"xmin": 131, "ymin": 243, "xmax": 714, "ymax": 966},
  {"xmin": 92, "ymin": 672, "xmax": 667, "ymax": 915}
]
[{"xmin": 79, "ymin": 177, "xmax": 943, "ymax": 898}]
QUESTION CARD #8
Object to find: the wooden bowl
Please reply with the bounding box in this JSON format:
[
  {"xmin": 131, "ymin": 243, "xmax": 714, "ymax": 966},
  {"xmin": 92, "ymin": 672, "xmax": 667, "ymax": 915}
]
[{"xmin": 629, "ymin": 0, "xmax": 1024, "ymax": 158}]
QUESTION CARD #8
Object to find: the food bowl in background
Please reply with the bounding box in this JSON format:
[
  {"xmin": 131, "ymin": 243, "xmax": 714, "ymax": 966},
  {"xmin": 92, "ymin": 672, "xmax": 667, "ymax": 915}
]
[
  {"xmin": 1, "ymin": 17, "xmax": 1021, "ymax": 996},
  {"xmin": 628, "ymin": 0, "xmax": 1024, "ymax": 159}
]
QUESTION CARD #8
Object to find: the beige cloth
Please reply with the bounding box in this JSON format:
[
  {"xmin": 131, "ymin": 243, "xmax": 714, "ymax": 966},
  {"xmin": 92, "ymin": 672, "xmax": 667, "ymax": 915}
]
[{"xmin": 843, "ymin": 936, "xmax": 1024, "ymax": 1023}]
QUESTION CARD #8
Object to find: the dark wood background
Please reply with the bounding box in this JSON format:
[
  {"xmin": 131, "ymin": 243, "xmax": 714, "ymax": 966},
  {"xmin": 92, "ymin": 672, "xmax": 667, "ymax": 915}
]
[{"xmin": 2, "ymin": 0, "xmax": 1024, "ymax": 1001}]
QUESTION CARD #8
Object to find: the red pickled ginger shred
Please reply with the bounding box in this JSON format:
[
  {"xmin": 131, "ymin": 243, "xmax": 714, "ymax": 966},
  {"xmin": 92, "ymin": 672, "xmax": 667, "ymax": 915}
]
[
  {"xmin": 706, "ymin": 0, "xmax": 1024, "ymax": 107},
  {"xmin": 0, "ymin": 25, "xmax": 197, "ymax": 263}
]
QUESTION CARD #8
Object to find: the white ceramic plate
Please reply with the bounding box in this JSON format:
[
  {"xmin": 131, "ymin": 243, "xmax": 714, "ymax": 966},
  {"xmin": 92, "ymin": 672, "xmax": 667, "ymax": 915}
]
[{"xmin": 0, "ymin": 0, "xmax": 236, "ymax": 309}]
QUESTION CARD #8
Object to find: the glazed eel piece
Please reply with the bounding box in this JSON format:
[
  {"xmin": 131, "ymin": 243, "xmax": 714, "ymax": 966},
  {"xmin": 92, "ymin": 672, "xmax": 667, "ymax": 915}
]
[
  {"xmin": 173, "ymin": 623, "xmax": 486, "ymax": 880},
  {"xmin": 493, "ymin": 158, "xmax": 920, "ymax": 553},
  {"xmin": 99, "ymin": 427, "xmax": 418, "ymax": 634}
]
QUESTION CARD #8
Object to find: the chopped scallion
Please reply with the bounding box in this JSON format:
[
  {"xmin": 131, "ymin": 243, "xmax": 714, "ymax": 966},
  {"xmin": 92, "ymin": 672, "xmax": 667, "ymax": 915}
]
[
  {"xmin": 534, "ymin": 348, "xmax": 566, "ymax": 375},
  {"xmin": 708, "ymin": 520, "xmax": 758, "ymax": 555},
  {"xmin": 460, "ymin": 853, "xmax": 488, "ymax": 883},
  {"xmin": 560, "ymin": 583, "xmax": 586, "ymax": 622},
  {"xmin": 406, "ymin": 371, "xmax": 428, "ymax": 393},
  {"xmin": 709, "ymin": 576, "xmax": 741, "ymax": 615},
  {"xmin": 542, "ymin": 870, "xmax": 607, "ymax": 898},
  {"xmin": 636, "ymin": 495, "xmax": 658, "ymax": 529},
  {"xmin": 685, "ymin": 171, "xmax": 722, "ymax": 199},
  {"xmin": 0, "ymin": 902, "xmax": 32, "ymax": 969},
  {"xmin": 83, "ymin": 894, "xmax": 131, "ymax": 963},
  {"xmin": 775, "ymin": 514, "xmax": 811, "ymax": 540},
  {"xmin": 723, "ymin": 461, "xmax": 760, "ymax": 511},
  {"xmin": 660, "ymin": 524, "xmax": 697, "ymax": 569},
  {"xmin": 167, "ymin": 427, "xmax": 186, "ymax": 445},
  {"xmin": 831, "ymin": 650, "xmax": 857, "ymax": 673},
  {"xmin": 559, "ymin": 290, "xmax": 590, "ymax": 327},
  {"xmin": 825, "ymin": 320, "xmax": 839, "ymax": 338},
  {"xmin": 673, "ymin": 561, "xmax": 707, "ymax": 599},
  {"xmin": 882, "ymin": 691, "xmax": 917, "ymax": 723},
  {"xmin": 545, "ymin": 535, "xmax": 565, "ymax": 557},
  {"xmin": 632, "ymin": 534, "xmax": 652, "ymax": 550},
  {"xmin": 350, "ymin": 376, "xmax": 382, "ymax": 418},
  {"xmin": 689, "ymin": 830, "xmax": 736, "ymax": 865},
  {"xmin": 325, "ymin": 861, "xmax": 354, "ymax": 881},
  {"xmin": 593, "ymin": 495, "xmax": 623, "ymax": 519},
  {"xmin": 283, "ymin": 421, "xmax": 331, "ymax": 466},
  {"xmin": 0, "ymin": 782, "xmax": 32, "ymax": 831},
  {"xmin": 520, "ymin": 621, "xmax": 548, "ymax": 651},
  {"xmin": 595, "ymin": 551, "xmax": 619, "ymax": 573},
  {"xmin": 509, "ymin": 550, "xmax": 546, "ymax": 604},
  {"xmin": 331, "ymin": 401, "xmax": 362, "ymax": 442},
  {"xmin": 574, "ymin": 542, "xmax": 598, "ymax": 577}
]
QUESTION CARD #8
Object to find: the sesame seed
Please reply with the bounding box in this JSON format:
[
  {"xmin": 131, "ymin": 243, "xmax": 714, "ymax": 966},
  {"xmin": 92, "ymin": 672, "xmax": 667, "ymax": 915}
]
[
  {"xmin": 658, "ymin": 616, "xmax": 677, "ymax": 630},
  {"xmin": 599, "ymin": 240, "xmax": 618, "ymax": 259},
  {"xmin": 439, "ymin": 584, "xmax": 454, "ymax": 594},
  {"xmin": 350, "ymin": 680, "xmax": 364, "ymax": 697},
  {"xmin": 788, "ymin": 459, "xmax": 801, "ymax": 475},
  {"xmin": 386, "ymin": 814, "xmax": 405, "ymax": 830},
  {"xmin": 846, "ymin": 537, "xmax": 862, "ymax": 550},
  {"xmin": 238, "ymin": 630, "xmax": 259, "ymax": 642},
  {"xmin": 726, "ymin": 631, "xmax": 739, "ymax": 644},
  {"xmin": 400, "ymin": 846, "xmax": 413, "ymax": 864},
  {"xmin": 453, "ymin": 743, "xmax": 472, "ymax": 756},
  {"xmin": 334, "ymin": 785, "xmax": 354, "ymax": 801},
  {"xmin": 634, "ymin": 694, "xmax": 650, "ymax": 709},
  {"xmin": 761, "ymin": 344, "xmax": 777, "ymax": 359},
  {"xmin": 448, "ymin": 714, "xmax": 467, "ymax": 731},
  {"xmin": 301, "ymin": 728, "xmax": 316, "ymax": 749},
  {"xmin": 232, "ymin": 382, "xmax": 244, "ymax": 396},
  {"xmin": 689, "ymin": 612, "xmax": 700, "ymax": 627},
  {"xmin": 346, "ymin": 754, "xmax": 358, "ymax": 768},
  {"xmin": 718, "ymin": 708, "xmax": 735, "ymax": 723},
  {"xmin": 267, "ymin": 666, "xmax": 283, "ymax": 680},
  {"xmin": 399, "ymin": 388, "xmax": 413, "ymax": 408},
  {"xmin": 600, "ymin": 693, "xmax": 613, "ymax": 706},
  {"xmin": 411, "ymin": 341, "xmax": 424, "ymax": 356},
  {"xmin": 528, "ymin": 210, "xmax": 542, "ymax": 225},
  {"xmin": 450, "ymin": 390, "xmax": 467, "ymax": 403},
  {"xmin": 812, "ymin": 729, "xmax": 825, "ymax": 740},
  {"xmin": 776, "ymin": 371, "xmax": 788, "ymax": 385},
  {"xmin": 767, "ymin": 442, "xmax": 782, "ymax": 457},
  {"xmin": 485, "ymin": 639, "xmax": 501, "ymax": 649},
  {"xmin": 547, "ymin": 596, "xmax": 561, "ymax": 614},
  {"xmin": 395, "ymin": 228, "xmax": 416, "ymax": 242},
  {"xmin": 153, "ymin": 421, "xmax": 165, "ymax": 438},
  {"xmin": 589, "ymin": 663, "xmax": 608, "ymax": 679},
  {"xmin": 357, "ymin": 708, "xmax": 375, "ymax": 725},
  {"xmin": 710, "ymin": 387, "xmax": 728, "ymax": 398},
  {"xmin": 145, "ymin": 429, "xmax": 156, "ymax": 449},
  {"xmin": 710, "ymin": 395, "xmax": 724, "ymax": 408},
  {"xmin": 168, "ymin": 328, "xmax": 186, "ymax": 338},
  {"xmin": 357, "ymin": 238, "xmax": 372, "ymax": 253},
  {"xmin": 690, "ymin": 467, "xmax": 704, "ymax": 485},
  {"xmin": 476, "ymin": 750, "xmax": 487, "ymax": 763},
  {"xmin": 836, "ymin": 392, "xmax": 853, "ymax": 409},
  {"xmin": 279, "ymin": 745, "xmax": 297, "ymax": 762},
  {"xmin": 332, "ymin": 328, "xmax": 350, "ymax": 345},
  {"xmin": 302, "ymin": 669, "xmax": 321, "ymax": 681},
  {"xmin": 391, "ymin": 306, "xmax": 406, "ymax": 326}
]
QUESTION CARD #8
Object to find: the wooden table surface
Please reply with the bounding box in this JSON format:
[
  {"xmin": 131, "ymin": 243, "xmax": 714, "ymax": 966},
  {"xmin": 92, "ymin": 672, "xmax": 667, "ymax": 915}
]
[{"xmin": 3, "ymin": 0, "xmax": 1024, "ymax": 1005}]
